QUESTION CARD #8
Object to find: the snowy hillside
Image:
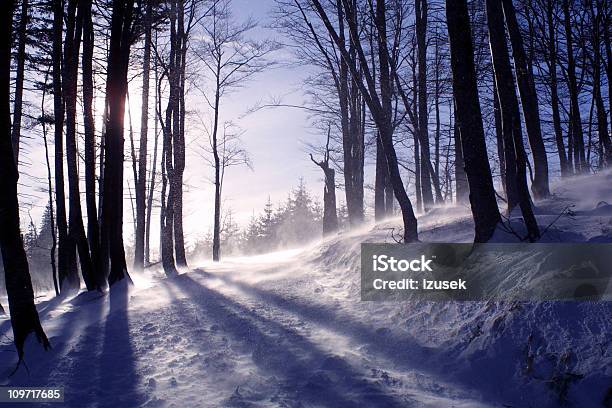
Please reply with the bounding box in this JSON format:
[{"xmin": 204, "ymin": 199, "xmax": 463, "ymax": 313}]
[{"xmin": 1, "ymin": 171, "xmax": 611, "ymax": 407}]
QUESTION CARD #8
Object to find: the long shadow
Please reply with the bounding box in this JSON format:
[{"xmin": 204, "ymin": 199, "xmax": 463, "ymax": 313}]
[
  {"xmin": 0, "ymin": 293, "xmax": 68, "ymax": 346},
  {"xmin": 207, "ymin": 271, "xmax": 498, "ymax": 402},
  {"xmin": 1, "ymin": 291, "xmax": 105, "ymax": 387},
  {"xmin": 96, "ymin": 284, "xmax": 144, "ymax": 408},
  {"xmin": 2, "ymin": 285, "xmax": 145, "ymax": 408},
  {"xmin": 208, "ymin": 270, "xmax": 435, "ymax": 368},
  {"xmin": 171, "ymin": 274, "xmax": 412, "ymax": 408}
]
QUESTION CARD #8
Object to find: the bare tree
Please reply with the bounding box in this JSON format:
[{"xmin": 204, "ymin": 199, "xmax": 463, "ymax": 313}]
[
  {"xmin": 194, "ymin": 0, "xmax": 276, "ymax": 261},
  {"xmin": 309, "ymin": 126, "xmax": 338, "ymax": 235},
  {"xmin": 11, "ymin": 0, "xmax": 28, "ymax": 162},
  {"xmin": 309, "ymin": 0, "xmax": 419, "ymax": 242},
  {"xmin": 100, "ymin": 0, "xmax": 137, "ymax": 286},
  {"xmin": 487, "ymin": 0, "xmax": 540, "ymax": 242},
  {"xmin": 134, "ymin": 0, "xmax": 153, "ymax": 270},
  {"xmin": 1, "ymin": 0, "xmax": 50, "ymax": 365},
  {"xmin": 446, "ymin": 0, "xmax": 501, "ymax": 242},
  {"xmin": 501, "ymin": 0, "xmax": 550, "ymax": 198}
]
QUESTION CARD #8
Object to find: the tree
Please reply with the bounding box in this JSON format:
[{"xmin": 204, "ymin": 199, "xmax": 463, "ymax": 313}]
[
  {"xmin": 309, "ymin": 126, "xmax": 338, "ymax": 235},
  {"xmin": 588, "ymin": 0, "xmax": 612, "ymax": 167},
  {"xmin": 134, "ymin": 0, "xmax": 153, "ymax": 270},
  {"xmin": 486, "ymin": 0, "xmax": 540, "ymax": 242},
  {"xmin": 64, "ymin": 0, "xmax": 96, "ymax": 290},
  {"xmin": 561, "ymin": 0, "xmax": 586, "ymax": 172},
  {"xmin": 0, "ymin": 0, "xmax": 50, "ymax": 364},
  {"xmin": 82, "ymin": 0, "xmax": 103, "ymax": 287},
  {"xmin": 446, "ymin": 0, "xmax": 501, "ymax": 242},
  {"xmin": 100, "ymin": 0, "xmax": 137, "ymax": 286},
  {"xmin": 501, "ymin": 0, "xmax": 550, "ymax": 198},
  {"xmin": 11, "ymin": 0, "xmax": 28, "ymax": 163},
  {"xmin": 52, "ymin": 0, "xmax": 78, "ymax": 291},
  {"xmin": 194, "ymin": 0, "xmax": 276, "ymax": 261},
  {"xmin": 309, "ymin": 0, "xmax": 419, "ymax": 242},
  {"xmin": 415, "ymin": 0, "xmax": 435, "ymax": 208},
  {"xmin": 274, "ymin": 0, "xmax": 365, "ymax": 227}
]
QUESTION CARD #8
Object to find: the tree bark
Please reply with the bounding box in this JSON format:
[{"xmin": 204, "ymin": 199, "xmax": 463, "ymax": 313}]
[
  {"xmin": 590, "ymin": 0, "xmax": 612, "ymax": 166},
  {"xmin": 337, "ymin": 1, "xmax": 364, "ymax": 227},
  {"xmin": 146, "ymin": 42, "xmax": 161, "ymax": 265},
  {"xmin": 173, "ymin": 0, "xmax": 187, "ymax": 267},
  {"xmin": 493, "ymin": 78, "xmax": 507, "ymax": 196},
  {"xmin": 64, "ymin": 0, "xmax": 96, "ymax": 290},
  {"xmin": 415, "ymin": 0, "xmax": 434, "ymax": 208},
  {"xmin": 52, "ymin": 0, "xmax": 79, "ymax": 291},
  {"xmin": 487, "ymin": 0, "xmax": 540, "ymax": 242},
  {"xmin": 545, "ymin": 0, "xmax": 569, "ymax": 177},
  {"xmin": 501, "ymin": 0, "xmax": 550, "ymax": 198},
  {"xmin": 134, "ymin": 0, "xmax": 152, "ymax": 270},
  {"xmin": 374, "ymin": 133, "xmax": 387, "ymax": 220},
  {"xmin": 446, "ymin": 0, "xmax": 501, "ymax": 243},
  {"xmin": 453, "ymin": 101, "xmax": 469, "ymax": 204},
  {"xmin": 82, "ymin": 0, "xmax": 102, "ymax": 288},
  {"xmin": 100, "ymin": 0, "xmax": 135, "ymax": 286},
  {"xmin": 561, "ymin": 0, "xmax": 586, "ymax": 172},
  {"xmin": 11, "ymin": 0, "xmax": 28, "ymax": 163},
  {"xmin": 0, "ymin": 0, "xmax": 50, "ymax": 362}
]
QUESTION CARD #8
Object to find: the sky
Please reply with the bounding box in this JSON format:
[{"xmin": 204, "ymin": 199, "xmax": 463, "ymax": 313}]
[{"xmin": 17, "ymin": 0, "xmax": 344, "ymax": 255}]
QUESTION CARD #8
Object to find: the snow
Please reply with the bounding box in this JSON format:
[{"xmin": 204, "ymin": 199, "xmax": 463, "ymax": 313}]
[{"xmin": 1, "ymin": 170, "xmax": 611, "ymax": 407}]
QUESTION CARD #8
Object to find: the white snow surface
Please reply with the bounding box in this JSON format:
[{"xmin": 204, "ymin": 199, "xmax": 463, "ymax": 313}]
[{"xmin": 1, "ymin": 171, "xmax": 611, "ymax": 407}]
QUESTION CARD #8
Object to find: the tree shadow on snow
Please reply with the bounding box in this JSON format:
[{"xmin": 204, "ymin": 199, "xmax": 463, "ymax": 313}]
[
  {"xmin": 1, "ymin": 285, "xmax": 144, "ymax": 408},
  {"xmin": 205, "ymin": 271, "xmax": 491, "ymax": 402},
  {"xmin": 170, "ymin": 274, "xmax": 411, "ymax": 407}
]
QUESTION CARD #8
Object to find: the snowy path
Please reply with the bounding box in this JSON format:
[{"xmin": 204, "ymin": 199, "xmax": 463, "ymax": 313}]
[{"xmin": 0, "ymin": 255, "xmax": 489, "ymax": 408}]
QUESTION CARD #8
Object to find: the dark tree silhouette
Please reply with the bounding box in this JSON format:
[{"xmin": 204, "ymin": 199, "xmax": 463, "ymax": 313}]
[
  {"xmin": 446, "ymin": 0, "xmax": 501, "ymax": 242},
  {"xmin": 100, "ymin": 0, "xmax": 137, "ymax": 286},
  {"xmin": 0, "ymin": 0, "xmax": 50, "ymax": 363},
  {"xmin": 501, "ymin": 0, "xmax": 550, "ymax": 198}
]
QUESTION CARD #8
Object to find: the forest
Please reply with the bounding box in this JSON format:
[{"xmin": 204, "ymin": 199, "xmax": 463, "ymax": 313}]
[{"xmin": 0, "ymin": 0, "xmax": 611, "ymax": 406}]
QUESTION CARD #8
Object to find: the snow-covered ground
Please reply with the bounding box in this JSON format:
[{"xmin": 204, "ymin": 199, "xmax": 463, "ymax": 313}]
[{"xmin": 1, "ymin": 171, "xmax": 611, "ymax": 407}]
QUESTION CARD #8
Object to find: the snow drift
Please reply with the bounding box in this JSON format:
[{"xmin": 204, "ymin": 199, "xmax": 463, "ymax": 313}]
[{"xmin": 0, "ymin": 171, "xmax": 611, "ymax": 407}]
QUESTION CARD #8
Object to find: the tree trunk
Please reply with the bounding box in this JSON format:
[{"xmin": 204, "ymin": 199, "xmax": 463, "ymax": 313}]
[
  {"xmin": 310, "ymin": 144, "xmax": 338, "ymax": 235},
  {"xmin": 146, "ymin": 43, "xmax": 161, "ymax": 265},
  {"xmin": 603, "ymin": 0, "xmax": 612, "ymax": 136},
  {"xmin": 590, "ymin": 0, "xmax": 612, "ymax": 166},
  {"xmin": 338, "ymin": 3, "xmax": 364, "ymax": 227},
  {"xmin": 375, "ymin": 0, "xmax": 418, "ymax": 241},
  {"xmin": 416, "ymin": 0, "xmax": 434, "ymax": 209},
  {"xmin": 493, "ymin": 79, "xmax": 507, "ymax": 196},
  {"xmin": 545, "ymin": 0, "xmax": 569, "ymax": 177},
  {"xmin": 52, "ymin": 0, "xmax": 78, "ymax": 291},
  {"xmin": 173, "ymin": 0, "xmax": 187, "ymax": 267},
  {"xmin": 212, "ymin": 87, "xmax": 222, "ymax": 261},
  {"xmin": 561, "ymin": 0, "xmax": 586, "ymax": 172},
  {"xmin": 41, "ymin": 80, "xmax": 60, "ymax": 296},
  {"xmin": 0, "ymin": 0, "xmax": 50, "ymax": 362},
  {"xmin": 501, "ymin": 0, "xmax": 550, "ymax": 198},
  {"xmin": 374, "ymin": 133, "xmax": 387, "ymax": 220},
  {"xmin": 412, "ymin": 65, "xmax": 423, "ymax": 212},
  {"xmin": 64, "ymin": 0, "xmax": 96, "ymax": 290},
  {"xmin": 82, "ymin": 0, "xmax": 102, "ymax": 288},
  {"xmin": 11, "ymin": 0, "xmax": 27, "ymax": 163},
  {"xmin": 487, "ymin": 0, "xmax": 540, "ymax": 242},
  {"xmin": 100, "ymin": 0, "xmax": 135, "ymax": 286},
  {"xmin": 453, "ymin": 101, "xmax": 469, "ymax": 203},
  {"xmin": 446, "ymin": 0, "xmax": 501, "ymax": 243},
  {"xmin": 134, "ymin": 0, "xmax": 152, "ymax": 270}
]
